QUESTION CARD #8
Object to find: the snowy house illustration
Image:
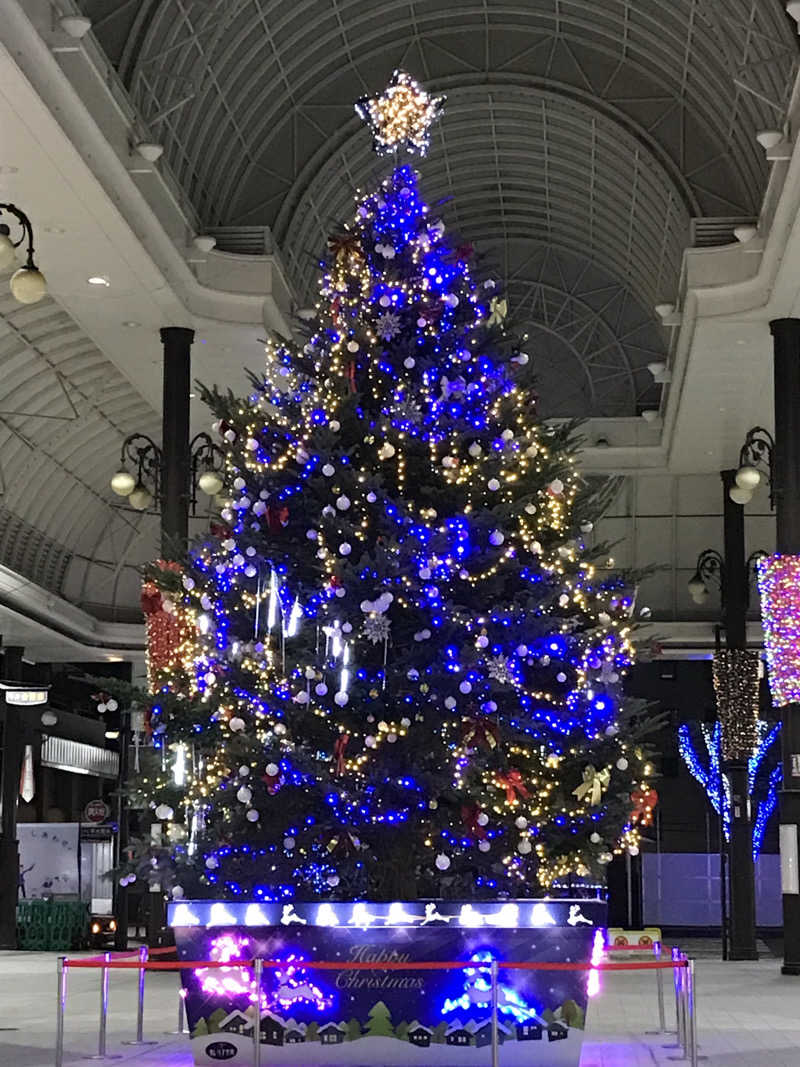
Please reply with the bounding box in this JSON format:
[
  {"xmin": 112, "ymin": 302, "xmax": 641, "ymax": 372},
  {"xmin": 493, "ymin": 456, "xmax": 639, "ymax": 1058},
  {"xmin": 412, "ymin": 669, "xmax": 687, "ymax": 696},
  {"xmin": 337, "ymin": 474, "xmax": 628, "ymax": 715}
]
[
  {"xmin": 407, "ymin": 1023, "xmax": 433, "ymax": 1047},
  {"xmin": 474, "ymin": 1021, "xmax": 510, "ymax": 1047},
  {"xmin": 446, "ymin": 1024, "xmax": 473, "ymax": 1046},
  {"xmin": 220, "ymin": 1010, "xmax": 251, "ymax": 1036},
  {"xmin": 258, "ymin": 1012, "xmax": 286, "ymax": 1046},
  {"xmin": 318, "ymin": 1022, "xmax": 346, "ymax": 1045},
  {"xmin": 547, "ymin": 1022, "xmax": 568, "ymax": 1042},
  {"xmin": 285, "ymin": 1028, "xmax": 305, "ymax": 1044},
  {"xmin": 516, "ymin": 1020, "xmax": 543, "ymax": 1041}
]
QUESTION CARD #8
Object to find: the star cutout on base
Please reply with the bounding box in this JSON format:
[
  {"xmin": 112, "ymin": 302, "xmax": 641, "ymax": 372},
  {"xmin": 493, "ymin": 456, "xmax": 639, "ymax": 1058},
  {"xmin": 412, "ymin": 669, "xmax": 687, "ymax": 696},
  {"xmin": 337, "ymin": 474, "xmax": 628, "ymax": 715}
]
[{"xmin": 355, "ymin": 70, "xmax": 444, "ymax": 156}]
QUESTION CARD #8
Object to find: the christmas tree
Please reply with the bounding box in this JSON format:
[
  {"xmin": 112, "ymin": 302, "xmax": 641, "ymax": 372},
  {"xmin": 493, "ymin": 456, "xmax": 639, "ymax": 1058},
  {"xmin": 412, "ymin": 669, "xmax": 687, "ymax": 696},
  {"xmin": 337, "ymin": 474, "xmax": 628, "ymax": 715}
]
[{"xmin": 137, "ymin": 71, "xmax": 654, "ymax": 903}]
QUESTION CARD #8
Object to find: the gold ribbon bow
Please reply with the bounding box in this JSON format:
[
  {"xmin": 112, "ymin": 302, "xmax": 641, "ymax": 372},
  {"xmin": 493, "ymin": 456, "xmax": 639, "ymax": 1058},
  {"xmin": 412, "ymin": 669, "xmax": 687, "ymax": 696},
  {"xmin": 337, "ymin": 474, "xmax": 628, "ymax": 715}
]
[
  {"xmin": 487, "ymin": 296, "xmax": 508, "ymax": 326},
  {"xmin": 572, "ymin": 765, "xmax": 611, "ymax": 806}
]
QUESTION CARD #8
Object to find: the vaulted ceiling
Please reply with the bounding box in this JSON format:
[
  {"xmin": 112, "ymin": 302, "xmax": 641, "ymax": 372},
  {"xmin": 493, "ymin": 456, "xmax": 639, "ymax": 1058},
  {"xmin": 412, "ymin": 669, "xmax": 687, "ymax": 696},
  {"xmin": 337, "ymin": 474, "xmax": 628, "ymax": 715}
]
[{"xmin": 80, "ymin": 0, "xmax": 798, "ymax": 418}]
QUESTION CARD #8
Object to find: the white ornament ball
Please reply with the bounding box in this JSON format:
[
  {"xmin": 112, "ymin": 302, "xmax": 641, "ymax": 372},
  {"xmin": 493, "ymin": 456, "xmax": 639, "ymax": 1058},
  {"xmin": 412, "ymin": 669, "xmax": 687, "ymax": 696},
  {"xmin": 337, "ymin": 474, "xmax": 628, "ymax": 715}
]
[
  {"xmin": 598, "ymin": 612, "xmax": 611, "ymax": 626},
  {"xmin": 229, "ymin": 717, "xmax": 245, "ymax": 732},
  {"xmin": 239, "ymin": 765, "xmax": 250, "ymax": 777},
  {"xmin": 628, "ymin": 845, "xmax": 640, "ymax": 857},
  {"xmin": 327, "ymin": 874, "xmax": 340, "ymax": 887},
  {"xmin": 379, "ymin": 295, "xmax": 391, "ymax": 308},
  {"xmin": 154, "ymin": 804, "xmax": 173, "ymax": 821},
  {"xmin": 476, "ymin": 635, "xmax": 489, "ymax": 648},
  {"xmin": 284, "ymin": 837, "xmax": 295, "ymax": 850},
  {"xmin": 435, "ymin": 853, "xmax": 451, "ymax": 871},
  {"xmin": 387, "ymin": 732, "xmax": 398, "ymax": 743},
  {"xmin": 205, "ymin": 855, "xmax": 219, "ymax": 870},
  {"xmin": 246, "ymin": 438, "xmax": 259, "ymax": 452},
  {"xmin": 335, "ymin": 587, "xmax": 346, "ymax": 597},
  {"xmin": 459, "ymin": 681, "xmax": 473, "ymax": 694},
  {"xmin": 336, "ymin": 495, "xmax": 350, "ymax": 510},
  {"xmin": 515, "ymin": 816, "xmax": 528, "ymax": 830},
  {"xmin": 329, "ymin": 420, "xmax": 340, "ymax": 432},
  {"xmin": 339, "ymin": 543, "xmax": 352, "ymax": 556},
  {"xmin": 274, "ymin": 723, "xmax": 287, "ymax": 736},
  {"xmin": 294, "ymin": 690, "xmax": 310, "ymax": 704},
  {"xmin": 516, "ymin": 644, "xmax": 528, "ymax": 656},
  {"xmin": 590, "ymin": 832, "xmax": 602, "ymax": 844},
  {"xmin": 236, "ymin": 786, "xmax": 252, "ymax": 804},
  {"xmin": 476, "ymin": 812, "xmax": 489, "ymax": 827},
  {"xmin": 518, "ymin": 839, "xmax": 532, "ymax": 855},
  {"xmin": 347, "ymin": 340, "xmax": 359, "ymax": 353},
  {"xmin": 316, "ymin": 683, "xmax": 328, "ymax": 696},
  {"xmin": 445, "ymin": 697, "xmax": 457, "ymax": 709},
  {"xmin": 489, "ymin": 530, "xmax": 504, "ymax": 545},
  {"xmin": 605, "ymin": 725, "xmax": 619, "ymax": 737},
  {"xmin": 429, "ymin": 799, "xmax": 439, "ymax": 810},
  {"xmin": 549, "ymin": 479, "xmax": 564, "ymax": 495},
  {"xmin": 400, "ymin": 717, "xmax": 411, "ymax": 727},
  {"xmin": 598, "ymin": 852, "xmax": 613, "ymax": 865},
  {"xmin": 172, "ymin": 886, "xmax": 185, "ymax": 899},
  {"xmin": 556, "ymin": 672, "xmax": 567, "ymax": 683},
  {"xmin": 265, "ymin": 763, "xmax": 280, "ymax": 777},
  {"xmin": 478, "ymin": 839, "xmax": 491, "ymax": 852},
  {"xmin": 488, "ymin": 479, "xmax": 500, "ymax": 492},
  {"xmin": 616, "ymin": 757, "xmax": 629, "ymax": 771},
  {"xmin": 468, "ymin": 443, "xmax": 483, "ymax": 457},
  {"xmin": 501, "ymin": 429, "xmax": 514, "ymax": 441},
  {"xmin": 581, "ymin": 521, "xmax": 594, "ymax": 534},
  {"xmin": 365, "ymin": 735, "xmax": 376, "ymax": 748},
  {"xmin": 366, "ymin": 491, "xmax": 377, "ymax": 503},
  {"xmin": 334, "ymin": 691, "xmax": 349, "ymax": 706},
  {"xmin": 404, "ymin": 357, "xmax": 415, "ymax": 369},
  {"xmin": 524, "ymin": 503, "xmax": 536, "ymax": 515},
  {"xmin": 378, "ymin": 442, "xmax": 396, "ymax": 460},
  {"xmin": 322, "ymin": 464, "xmax": 335, "ymax": 477},
  {"xmin": 246, "ymin": 810, "xmax": 259, "ymax": 822}
]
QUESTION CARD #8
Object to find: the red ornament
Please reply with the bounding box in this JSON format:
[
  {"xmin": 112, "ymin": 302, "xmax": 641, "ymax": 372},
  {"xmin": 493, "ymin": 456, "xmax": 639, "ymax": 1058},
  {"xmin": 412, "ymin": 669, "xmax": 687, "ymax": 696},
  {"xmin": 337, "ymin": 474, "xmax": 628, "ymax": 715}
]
[
  {"xmin": 210, "ymin": 521, "xmax": 232, "ymax": 540},
  {"xmin": 141, "ymin": 583, "xmax": 163, "ymax": 616},
  {"xmin": 631, "ymin": 787, "xmax": 658, "ymax": 824}
]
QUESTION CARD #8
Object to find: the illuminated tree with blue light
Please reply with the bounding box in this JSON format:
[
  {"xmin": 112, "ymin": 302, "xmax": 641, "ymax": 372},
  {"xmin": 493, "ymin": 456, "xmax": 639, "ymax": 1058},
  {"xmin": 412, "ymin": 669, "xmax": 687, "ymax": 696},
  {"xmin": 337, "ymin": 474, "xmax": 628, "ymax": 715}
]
[{"xmin": 140, "ymin": 73, "xmax": 654, "ymax": 902}]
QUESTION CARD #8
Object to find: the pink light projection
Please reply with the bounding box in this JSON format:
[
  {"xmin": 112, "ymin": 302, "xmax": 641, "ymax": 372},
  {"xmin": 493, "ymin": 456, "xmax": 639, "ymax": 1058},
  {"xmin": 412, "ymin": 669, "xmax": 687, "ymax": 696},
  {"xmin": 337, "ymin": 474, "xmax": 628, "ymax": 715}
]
[
  {"xmin": 587, "ymin": 929, "xmax": 604, "ymax": 998},
  {"xmin": 195, "ymin": 933, "xmax": 331, "ymax": 1014},
  {"xmin": 757, "ymin": 554, "xmax": 800, "ymax": 706}
]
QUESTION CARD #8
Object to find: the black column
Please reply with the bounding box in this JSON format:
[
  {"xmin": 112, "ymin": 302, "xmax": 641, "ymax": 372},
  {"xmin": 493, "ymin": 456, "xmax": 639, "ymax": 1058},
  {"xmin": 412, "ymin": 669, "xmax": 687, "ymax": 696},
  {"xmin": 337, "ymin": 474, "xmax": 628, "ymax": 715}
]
[
  {"xmin": 720, "ymin": 469, "xmax": 757, "ymax": 960},
  {"xmin": 0, "ymin": 646, "xmax": 24, "ymax": 949},
  {"xmin": 159, "ymin": 327, "xmax": 194, "ymax": 558},
  {"xmin": 769, "ymin": 318, "xmax": 800, "ymax": 975}
]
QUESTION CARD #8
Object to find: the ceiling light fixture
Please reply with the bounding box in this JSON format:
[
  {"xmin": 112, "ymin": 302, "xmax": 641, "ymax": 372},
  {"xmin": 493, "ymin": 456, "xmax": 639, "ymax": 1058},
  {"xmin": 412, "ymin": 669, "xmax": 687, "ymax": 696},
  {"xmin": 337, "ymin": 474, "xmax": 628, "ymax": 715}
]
[
  {"xmin": 647, "ymin": 361, "xmax": 672, "ymax": 384},
  {"xmin": 88, "ymin": 275, "xmax": 109, "ymax": 286},
  {"xmin": 654, "ymin": 303, "xmax": 682, "ymax": 327},
  {"xmin": 123, "ymin": 320, "xmax": 140, "ymax": 328},
  {"xmin": 192, "ymin": 235, "xmax": 216, "ymax": 253},
  {"xmin": 640, "ymin": 409, "xmax": 659, "ymax": 423},
  {"xmin": 59, "ymin": 15, "xmax": 92, "ymax": 38},
  {"xmin": 134, "ymin": 142, "xmax": 164, "ymax": 163}
]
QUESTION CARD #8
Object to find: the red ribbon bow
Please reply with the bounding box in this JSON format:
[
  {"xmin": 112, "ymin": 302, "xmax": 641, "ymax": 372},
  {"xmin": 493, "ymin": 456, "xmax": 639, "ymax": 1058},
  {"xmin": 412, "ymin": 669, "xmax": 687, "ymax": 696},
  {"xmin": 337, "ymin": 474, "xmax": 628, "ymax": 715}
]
[
  {"xmin": 266, "ymin": 504, "xmax": 289, "ymax": 533},
  {"xmin": 347, "ymin": 361, "xmax": 357, "ymax": 393},
  {"xmin": 461, "ymin": 804, "xmax": 487, "ymax": 840},
  {"xmin": 140, "ymin": 584, "xmax": 163, "ymax": 616},
  {"xmin": 462, "ymin": 716, "xmax": 499, "ymax": 751},
  {"xmin": 333, "ymin": 734, "xmax": 350, "ymax": 775},
  {"xmin": 497, "ymin": 768, "xmax": 530, "ymax": 805}
]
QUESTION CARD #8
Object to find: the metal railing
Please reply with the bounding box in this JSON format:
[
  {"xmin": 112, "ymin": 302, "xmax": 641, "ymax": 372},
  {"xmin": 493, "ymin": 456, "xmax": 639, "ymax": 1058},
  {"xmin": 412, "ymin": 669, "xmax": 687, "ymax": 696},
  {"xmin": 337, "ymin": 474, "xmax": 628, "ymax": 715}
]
[{"xmin": 55, "ymin": 943, "xmax": 698, "ymax": 1067}]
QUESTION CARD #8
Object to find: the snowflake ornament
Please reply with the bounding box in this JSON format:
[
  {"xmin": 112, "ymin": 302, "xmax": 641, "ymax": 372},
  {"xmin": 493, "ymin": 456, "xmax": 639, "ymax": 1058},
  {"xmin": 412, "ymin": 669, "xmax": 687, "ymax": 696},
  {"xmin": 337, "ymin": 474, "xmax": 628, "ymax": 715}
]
[
  {"xmin": 487, "ymin": 654, "xmax": 514, "ymax": 685},
  {"xmin": 363, "ymin": 613, "xmax": 392, "ymax": 644},
  {"xmin": 377, "ymin": 311, "xmax": 401, "ymax": 340}
]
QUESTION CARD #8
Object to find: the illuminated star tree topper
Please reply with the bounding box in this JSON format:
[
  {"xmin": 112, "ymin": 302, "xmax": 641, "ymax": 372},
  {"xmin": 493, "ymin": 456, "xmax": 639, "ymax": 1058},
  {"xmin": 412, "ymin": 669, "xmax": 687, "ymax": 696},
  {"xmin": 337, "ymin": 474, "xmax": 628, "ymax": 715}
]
[{"xmin": 355, "ymin": 69, "xmax": 444, "ymax": 156}]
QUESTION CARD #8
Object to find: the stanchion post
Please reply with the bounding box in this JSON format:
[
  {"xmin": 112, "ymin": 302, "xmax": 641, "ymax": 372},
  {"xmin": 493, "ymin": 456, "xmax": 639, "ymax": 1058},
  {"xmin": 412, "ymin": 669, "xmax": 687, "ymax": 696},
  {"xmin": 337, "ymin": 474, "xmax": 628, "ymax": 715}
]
[
  {"xmin": 55, "ymin": 957, "xmax": 67, "ymax": 1067},
  {"xmin": 165, "ymin": 986, "xmax": 189, "ymax": 1035},
  {"xmin": 253, "ymin": 959, "xmax": 263, "ymax": 1067},
  {"xmin": 655, "ymin": 941, "xmax": 666, "ymax": 1033},
  {"xmin": 490, "ymin": 959, "xmax": 499, "ymax": 1067},
  {"xmin": 687, "ymin": 959, "xmax": 698, "ymax": 1067},
  {"xmin": 89, "ymin": 952, "xmax": 121, "ymax": 1060},
  {"xmin": 122, "ymin": 945, "xmax": 157, "ymax": 1046}
]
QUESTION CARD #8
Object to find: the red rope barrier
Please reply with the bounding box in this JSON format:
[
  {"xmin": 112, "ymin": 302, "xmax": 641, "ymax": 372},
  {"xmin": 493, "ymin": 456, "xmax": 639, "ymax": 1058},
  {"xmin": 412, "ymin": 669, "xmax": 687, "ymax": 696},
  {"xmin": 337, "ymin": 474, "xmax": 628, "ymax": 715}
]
[{"xmin": 63, "ymin": 956, "xmax": 686, "ymax": 973}]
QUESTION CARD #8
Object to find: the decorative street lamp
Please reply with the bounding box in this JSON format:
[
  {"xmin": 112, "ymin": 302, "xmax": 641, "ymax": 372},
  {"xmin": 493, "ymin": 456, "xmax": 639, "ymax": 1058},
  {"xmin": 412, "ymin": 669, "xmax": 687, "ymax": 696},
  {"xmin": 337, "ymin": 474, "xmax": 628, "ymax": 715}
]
[
  {"xmin": 0, "ymin": 203, "xmax": 46, "ymax": 304},
  {"xmin": 110, "ymin": 431, "xmax": 224, "ymax": 514},
  {"xmin": 731, "ymin": 426, "xmax": 775, "ymax": 507}
]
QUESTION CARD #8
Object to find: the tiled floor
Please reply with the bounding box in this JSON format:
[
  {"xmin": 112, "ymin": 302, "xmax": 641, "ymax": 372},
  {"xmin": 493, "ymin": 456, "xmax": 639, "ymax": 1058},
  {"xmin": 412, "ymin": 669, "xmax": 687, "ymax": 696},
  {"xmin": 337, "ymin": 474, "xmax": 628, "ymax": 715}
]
[{"xmin": 1, "ymin": 947, "xmax": 799, "ymax": 1066}]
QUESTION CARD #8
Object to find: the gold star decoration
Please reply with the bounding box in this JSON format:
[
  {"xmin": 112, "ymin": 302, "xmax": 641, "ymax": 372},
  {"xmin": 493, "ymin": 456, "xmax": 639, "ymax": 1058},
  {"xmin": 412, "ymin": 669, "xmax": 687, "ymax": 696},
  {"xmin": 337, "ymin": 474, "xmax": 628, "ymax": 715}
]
[{"xmin": 355, "ymin": 70, "xmax": 444, "ymax": 156}]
